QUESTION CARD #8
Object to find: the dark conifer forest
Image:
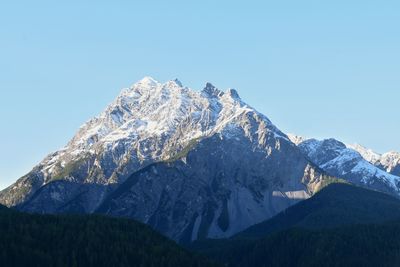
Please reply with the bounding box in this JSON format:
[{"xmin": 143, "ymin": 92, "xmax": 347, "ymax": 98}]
[
  {"xmin": 3, "ymin": 184, "xmax": 400, "ymax": 267},
  {"xmin": 0, "ymin": 205, "xmax": 218, "ymax": 267}
]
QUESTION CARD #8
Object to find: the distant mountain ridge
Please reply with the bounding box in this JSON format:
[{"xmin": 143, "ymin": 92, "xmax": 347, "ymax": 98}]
[{"xmin": 288, "ymin": 135, "xmax": 400, "ymax": 196}]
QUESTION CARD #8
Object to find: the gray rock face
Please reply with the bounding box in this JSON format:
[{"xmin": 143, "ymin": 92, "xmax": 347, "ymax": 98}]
[
  {"xmin": 297, "ymin": 138, "xmax": 400, "ymax": 196},
  {"xmin": 1, "ymin": 77, "xmax": 331, "ymax": 241},
  {"xmin": 19, "ymin": 181, "xmax": 109, "ymax": 214},
  {"xmin": 95, "ymin": 135, "xmax": 325, "ymax": 242}
]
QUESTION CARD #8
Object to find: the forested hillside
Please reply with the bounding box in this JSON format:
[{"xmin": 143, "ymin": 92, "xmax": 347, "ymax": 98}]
[{"xmin": 0, "ymin": 206, "xmax": 218, "ymax": 267}]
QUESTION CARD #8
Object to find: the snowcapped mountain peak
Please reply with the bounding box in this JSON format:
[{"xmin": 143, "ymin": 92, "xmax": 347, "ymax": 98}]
[
  {"xmin": 172, "ymin": 78, "xmax": 183, "ymax": 87},
  {"xmin": 287, "ymin": 134, "xmax": 308, "ymax": 145},
  {"xmin": 2, "ymin": 76, "xmax": 325, "ymax": 241},
  {"xmin": 296, "ymin": 137, "xmax": 400, "ymax": 195},
  {"xmin": 163, "ymin": 78, "xmax": 184, "ymax": 89},
  {"xmin": 347, "ymin": 143, "xmax": 381, "ymax": 164},
  {"xmin": 347, "ymin": 144, "xmax": 400, "ymax": 175},
  {"xmin": 380, "ymin": 151, "xmax": 400, "ymax": 174},
  {"xmin": 225, "ymin": 88, "xmax": 240, "ymax": 99},
  {"xmin": 202, "ymin": 82, "xmax": 224, "ymax": 97},
  {"xmin": 26, "ymin": 76, "xmax": 290, "ymax": 190},
  {"xmin": 297, "ymin": 138, "xmax": 347, "ymax": 158},
  {"xmin": 381, "ymin": 151, "xmax": 400, "ymax": 159},
  {"xmin": 2, "ymin": 75, "xmax": 339, "ymax": 241},
  {"xmin": 323, "ymin": 138, "xmax": 346, "ymax": 149},
  {"xmin": 135, "ymin": 76, "xmax": 160, "ymax": 88}
]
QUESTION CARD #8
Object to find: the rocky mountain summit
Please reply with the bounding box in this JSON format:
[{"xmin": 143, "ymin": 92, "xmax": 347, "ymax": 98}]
[
  {"xmin": 0, "ymin": 77, "xmax": 330, "ymax": 241},
  {"xmin": 349, "ymin": 144, "xmax": 400, "ymax": 177}
]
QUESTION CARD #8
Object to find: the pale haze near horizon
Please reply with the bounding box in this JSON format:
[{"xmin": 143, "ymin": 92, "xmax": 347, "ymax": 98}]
[{"xmin": 0, "ymin": 0, "xmax": 399, "ymax": 190}]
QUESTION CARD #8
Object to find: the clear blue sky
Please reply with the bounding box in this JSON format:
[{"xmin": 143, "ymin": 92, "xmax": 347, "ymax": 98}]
[{"xmin": 1, "ymin": 0, "xmax": 399, "ymax": 189}]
